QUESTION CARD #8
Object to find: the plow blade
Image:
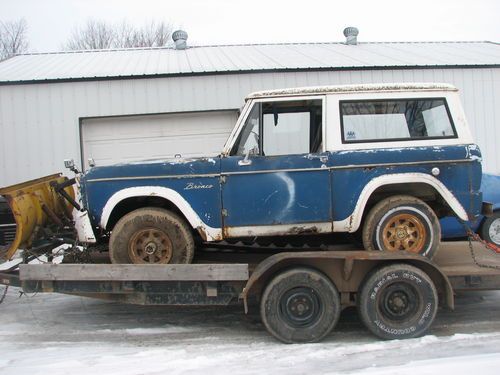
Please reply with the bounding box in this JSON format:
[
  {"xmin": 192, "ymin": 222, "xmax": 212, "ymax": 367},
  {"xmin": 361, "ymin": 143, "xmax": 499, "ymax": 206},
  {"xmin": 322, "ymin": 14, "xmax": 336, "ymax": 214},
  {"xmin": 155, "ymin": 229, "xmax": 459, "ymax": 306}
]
[{"xmin": 0, "ymin": 174, "xmax": 75, "ymax": 260}]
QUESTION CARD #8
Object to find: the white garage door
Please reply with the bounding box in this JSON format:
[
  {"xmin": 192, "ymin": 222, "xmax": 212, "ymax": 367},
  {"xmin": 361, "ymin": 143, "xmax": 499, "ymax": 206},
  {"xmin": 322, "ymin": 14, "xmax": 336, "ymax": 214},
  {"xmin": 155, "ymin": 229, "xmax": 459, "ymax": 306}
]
[{"xmin": 81, "ymin": 110, "xmax": 238, "ymax": 170}]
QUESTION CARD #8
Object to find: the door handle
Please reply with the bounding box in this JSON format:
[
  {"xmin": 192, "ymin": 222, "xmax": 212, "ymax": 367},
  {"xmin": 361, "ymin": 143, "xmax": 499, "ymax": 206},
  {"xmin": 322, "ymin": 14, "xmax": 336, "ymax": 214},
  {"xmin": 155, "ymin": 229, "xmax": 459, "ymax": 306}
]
[
  {"xmin": 238, "ymin": 159, "xmax": 252, "ymax": 166},
  {"xmin": 306, "ymin": 154, "xmax": 328, "ymax": 163}
]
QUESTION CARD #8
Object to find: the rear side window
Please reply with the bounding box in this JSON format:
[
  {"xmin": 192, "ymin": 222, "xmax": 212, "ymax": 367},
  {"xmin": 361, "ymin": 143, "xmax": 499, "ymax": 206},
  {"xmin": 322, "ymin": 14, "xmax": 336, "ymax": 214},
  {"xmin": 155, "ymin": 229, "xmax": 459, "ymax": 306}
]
[{"xmin": 340, "ymin": 98, "xmax": 457, "ymax": 143}]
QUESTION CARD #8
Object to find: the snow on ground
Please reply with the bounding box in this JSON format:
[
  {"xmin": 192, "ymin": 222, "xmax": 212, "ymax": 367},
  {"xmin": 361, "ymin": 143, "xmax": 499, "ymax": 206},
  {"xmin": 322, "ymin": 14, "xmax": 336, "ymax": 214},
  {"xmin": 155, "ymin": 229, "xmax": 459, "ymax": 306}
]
[{"xmin": 1, "ymin": 287, "xmax": 500, "ymax": 374}]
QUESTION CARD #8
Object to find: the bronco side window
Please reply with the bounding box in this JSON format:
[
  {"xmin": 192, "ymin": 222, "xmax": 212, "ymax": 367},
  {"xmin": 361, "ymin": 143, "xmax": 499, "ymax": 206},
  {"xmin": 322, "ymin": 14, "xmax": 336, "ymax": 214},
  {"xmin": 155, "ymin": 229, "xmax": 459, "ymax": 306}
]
[
  {"xmin": 340, "ymin": 98, "xmax": 457, "ymax": 143},
  {"xmin": 232, "ymin": 99, "xmax": 322, "ymax": 156}
]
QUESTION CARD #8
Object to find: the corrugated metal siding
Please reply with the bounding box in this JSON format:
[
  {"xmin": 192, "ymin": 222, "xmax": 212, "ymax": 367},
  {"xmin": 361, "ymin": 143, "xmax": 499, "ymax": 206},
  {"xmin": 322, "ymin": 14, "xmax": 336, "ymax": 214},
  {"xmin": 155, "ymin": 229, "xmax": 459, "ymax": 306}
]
[
  {"xmin": 0, "ymin": 67, "xmax": 499, "ymax": 186},
  {"xmin": 0, "ymin": 42, "xmax": 499, "ymax": 83}
]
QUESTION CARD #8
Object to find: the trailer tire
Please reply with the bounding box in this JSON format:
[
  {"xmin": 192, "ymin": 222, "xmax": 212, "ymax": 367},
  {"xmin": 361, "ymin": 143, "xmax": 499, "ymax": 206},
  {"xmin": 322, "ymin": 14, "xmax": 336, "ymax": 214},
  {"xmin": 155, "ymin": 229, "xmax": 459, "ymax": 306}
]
[
  {"xmin": 109, "ymin": 208, "xmax": 194, "ymax": 264},
  {"xmin": 358, "ymin": 263, "xmax": 438, "ymax": 340},
  {"xmin": 260, "ymin": 267, "xmax": 340, "ymax": 343},
  {"xmin": 362, "ymin": 195, "xmax": 440, "ymax": 259}
]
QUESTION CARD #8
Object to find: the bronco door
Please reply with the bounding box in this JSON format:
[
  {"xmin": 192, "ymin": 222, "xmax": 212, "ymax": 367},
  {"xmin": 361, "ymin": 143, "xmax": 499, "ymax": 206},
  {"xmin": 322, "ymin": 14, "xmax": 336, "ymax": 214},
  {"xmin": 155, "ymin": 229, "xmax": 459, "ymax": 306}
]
[{"xmin": 220, "ymin": 96, "xmax": 332, "ymax": 238}]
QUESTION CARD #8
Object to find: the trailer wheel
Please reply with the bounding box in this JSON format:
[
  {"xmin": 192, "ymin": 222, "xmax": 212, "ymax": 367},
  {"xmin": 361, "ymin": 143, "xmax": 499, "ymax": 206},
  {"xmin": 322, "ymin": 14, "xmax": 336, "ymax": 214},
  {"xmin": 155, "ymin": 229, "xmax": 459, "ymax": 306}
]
[
  {"xmin": 358, "ymin": 264, "xmax": 438, "ymax": 340},
  {"xmin": 260, "ymin": 268, "xmax": 341, "ymax": 343},
  {"xmin": 362, "ymin": 195, "xmax": 440, "ymax": 259},
  {"xmin": 109, "ymin": 208, "xmax": 194, "ymax": 264}
]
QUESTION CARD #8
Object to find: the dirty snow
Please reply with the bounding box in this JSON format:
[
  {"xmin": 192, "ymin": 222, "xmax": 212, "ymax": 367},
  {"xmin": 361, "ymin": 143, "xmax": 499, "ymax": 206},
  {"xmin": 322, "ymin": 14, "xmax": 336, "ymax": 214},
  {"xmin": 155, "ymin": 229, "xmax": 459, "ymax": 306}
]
[{"xmin": 1, "ymin": 287, "xmax": 500, "ymax": 374}]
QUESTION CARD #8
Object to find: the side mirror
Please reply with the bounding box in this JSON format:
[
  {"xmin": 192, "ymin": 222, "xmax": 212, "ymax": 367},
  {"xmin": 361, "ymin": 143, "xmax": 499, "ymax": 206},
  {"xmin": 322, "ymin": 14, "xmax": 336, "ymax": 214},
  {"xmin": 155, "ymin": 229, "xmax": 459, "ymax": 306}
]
[
  {"xmin": 238, "ymin": 149, "xmax": 253, "ymax": 166},
  {"xmin": 64, "ymin": 159, "xmax": 75, "ymax": 169},
  {"xmin": 64, "ymin": 159, "xmax": 80, "ymax": 174}
]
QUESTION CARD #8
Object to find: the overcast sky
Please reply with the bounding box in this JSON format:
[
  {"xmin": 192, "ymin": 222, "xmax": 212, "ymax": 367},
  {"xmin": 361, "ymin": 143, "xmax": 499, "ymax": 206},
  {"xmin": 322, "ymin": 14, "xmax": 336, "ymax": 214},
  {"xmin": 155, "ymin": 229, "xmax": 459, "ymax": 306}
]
[{"xmin": 2, "ymin": 0, "xmax": 499, "ymax": 53}]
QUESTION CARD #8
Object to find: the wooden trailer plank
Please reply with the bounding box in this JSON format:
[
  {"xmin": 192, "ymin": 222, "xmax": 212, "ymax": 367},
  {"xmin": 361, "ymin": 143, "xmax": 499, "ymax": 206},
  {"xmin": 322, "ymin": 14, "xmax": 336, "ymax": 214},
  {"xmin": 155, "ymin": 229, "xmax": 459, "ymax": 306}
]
[{"xmin": 19, "ymin": 264, "xmax": 249, "ymax": 281}]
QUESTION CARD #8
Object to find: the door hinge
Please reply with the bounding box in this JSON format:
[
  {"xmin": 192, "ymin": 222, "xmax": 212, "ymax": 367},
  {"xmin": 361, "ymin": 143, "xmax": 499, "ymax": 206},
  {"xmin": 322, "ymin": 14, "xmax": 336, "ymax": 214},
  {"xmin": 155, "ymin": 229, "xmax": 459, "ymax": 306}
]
[
  {"xmin": 220, "ymin": 175, "xmax": 227, "ymax": 184},
  {"xmin": 222, "ymin": 209, "xmax": 228, "ymax": 217}
]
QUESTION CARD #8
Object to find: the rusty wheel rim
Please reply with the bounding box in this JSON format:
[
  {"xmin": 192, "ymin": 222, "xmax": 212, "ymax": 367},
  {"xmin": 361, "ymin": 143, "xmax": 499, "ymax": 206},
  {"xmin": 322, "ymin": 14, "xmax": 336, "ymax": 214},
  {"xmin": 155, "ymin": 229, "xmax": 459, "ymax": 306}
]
[
  {"xmin": 128, "ymin": 228, "xmax": 173, "ymax": 264},
  {"xmin": 381, "ymin": 213, "xmax": 426, "ymax": 253}
]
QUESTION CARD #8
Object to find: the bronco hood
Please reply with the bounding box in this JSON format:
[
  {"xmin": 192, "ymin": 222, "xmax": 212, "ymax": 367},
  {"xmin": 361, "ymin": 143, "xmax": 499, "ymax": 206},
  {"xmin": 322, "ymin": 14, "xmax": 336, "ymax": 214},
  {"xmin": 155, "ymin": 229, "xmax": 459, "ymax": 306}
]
[{"xmin": 82, "ymin": 156, "xmax": 221, "ymax": 182}]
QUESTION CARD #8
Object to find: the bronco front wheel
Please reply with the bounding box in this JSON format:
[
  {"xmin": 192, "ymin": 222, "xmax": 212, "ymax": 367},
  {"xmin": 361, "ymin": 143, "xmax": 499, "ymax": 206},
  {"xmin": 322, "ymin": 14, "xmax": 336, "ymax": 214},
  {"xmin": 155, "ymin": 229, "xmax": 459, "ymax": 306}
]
[
  {"xmin": 109, "ymin": 208, "xmax": 194, "ymax": 264},
  {"xmin": 362, "ymin": 195, "xmax": 440, "ymax": 259}
]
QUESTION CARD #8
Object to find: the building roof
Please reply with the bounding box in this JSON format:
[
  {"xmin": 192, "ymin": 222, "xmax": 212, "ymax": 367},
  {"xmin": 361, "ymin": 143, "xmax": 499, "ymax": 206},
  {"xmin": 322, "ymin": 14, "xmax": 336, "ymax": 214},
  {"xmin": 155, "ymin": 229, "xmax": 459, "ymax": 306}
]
[
  {"xmin": 247, "ymin": 82, "xmax": 457, "ymax": 99},
  {"xmin": 0, "ymin": 41, "xmax": 499, "ymax": 84}
]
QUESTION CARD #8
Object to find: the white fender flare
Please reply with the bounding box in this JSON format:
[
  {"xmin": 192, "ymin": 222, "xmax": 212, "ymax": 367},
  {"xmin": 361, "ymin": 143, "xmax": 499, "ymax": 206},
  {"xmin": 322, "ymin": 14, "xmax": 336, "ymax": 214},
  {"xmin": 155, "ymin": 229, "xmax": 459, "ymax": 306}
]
[
  {"xmin": 100, "ymin": 186, "xmax": 223, "ymax": 241},
  {"xmin": 334, "ymin": 173, "xmax": 468, "ymax": 233}
]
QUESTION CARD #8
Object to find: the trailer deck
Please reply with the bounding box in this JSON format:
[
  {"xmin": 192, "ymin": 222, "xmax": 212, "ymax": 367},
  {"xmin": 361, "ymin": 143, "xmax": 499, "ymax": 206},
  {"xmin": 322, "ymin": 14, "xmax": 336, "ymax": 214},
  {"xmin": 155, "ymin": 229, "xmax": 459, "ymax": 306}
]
[
  {"xmin": 1, "ymin": 241, "xmax": 500, "ymax": 302},
  {"xmin": 434, "ymin": 241, "xmax": 500, "ymax": 289},
  {"xmin": 1, "ymin": 241, "xmax": 500, "ymax": 342}
]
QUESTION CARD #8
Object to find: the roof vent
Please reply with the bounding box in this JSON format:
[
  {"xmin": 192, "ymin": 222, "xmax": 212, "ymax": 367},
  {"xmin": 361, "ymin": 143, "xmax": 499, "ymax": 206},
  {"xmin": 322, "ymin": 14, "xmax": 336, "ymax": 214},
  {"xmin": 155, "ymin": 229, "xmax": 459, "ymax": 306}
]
[
  {"xmin": 343, "ymin": 27, "xmax": 359, "ymax": 45},
  {"xmin": 172, "ymin": 30, "xmax": 188, "ymax": 50}
]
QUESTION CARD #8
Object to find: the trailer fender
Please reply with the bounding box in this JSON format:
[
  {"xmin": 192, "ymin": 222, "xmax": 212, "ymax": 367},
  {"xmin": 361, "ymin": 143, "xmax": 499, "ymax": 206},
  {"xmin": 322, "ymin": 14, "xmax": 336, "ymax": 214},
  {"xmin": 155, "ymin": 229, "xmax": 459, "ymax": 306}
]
[{"xmin": 241, "ymin": 250, "xmax": 454, "ymax": 313}]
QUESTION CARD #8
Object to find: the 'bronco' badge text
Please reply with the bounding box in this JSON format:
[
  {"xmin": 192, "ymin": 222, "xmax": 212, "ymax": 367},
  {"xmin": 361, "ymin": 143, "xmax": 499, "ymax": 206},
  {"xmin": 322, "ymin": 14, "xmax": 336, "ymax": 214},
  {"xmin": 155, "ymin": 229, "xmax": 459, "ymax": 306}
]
[{"xmin": 184, "ymin": 182, "xmax": 214, "ymax": 190}]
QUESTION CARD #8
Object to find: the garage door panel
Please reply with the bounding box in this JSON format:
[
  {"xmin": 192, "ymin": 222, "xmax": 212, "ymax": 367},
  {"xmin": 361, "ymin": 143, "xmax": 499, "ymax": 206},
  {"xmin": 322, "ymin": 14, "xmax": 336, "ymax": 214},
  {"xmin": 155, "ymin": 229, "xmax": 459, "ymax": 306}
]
[
  {"xmin": 83, "ymin": 113, "xmax": 234, "ymax": 140},
  {"xmin": 86, "ymin": 134, "xmax": 230, "ymax": 161},
  {"xmin": 81, "ymin": 111, "xmax": 237, "ymax": 170}
]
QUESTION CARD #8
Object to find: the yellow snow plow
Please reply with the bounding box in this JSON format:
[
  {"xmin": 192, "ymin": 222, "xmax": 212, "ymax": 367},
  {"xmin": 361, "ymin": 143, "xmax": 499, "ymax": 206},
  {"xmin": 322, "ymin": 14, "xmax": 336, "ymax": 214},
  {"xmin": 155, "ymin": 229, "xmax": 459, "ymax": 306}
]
[{"xmin": 0, "ymin": 174, "xmax": 75, "ymax": 260}]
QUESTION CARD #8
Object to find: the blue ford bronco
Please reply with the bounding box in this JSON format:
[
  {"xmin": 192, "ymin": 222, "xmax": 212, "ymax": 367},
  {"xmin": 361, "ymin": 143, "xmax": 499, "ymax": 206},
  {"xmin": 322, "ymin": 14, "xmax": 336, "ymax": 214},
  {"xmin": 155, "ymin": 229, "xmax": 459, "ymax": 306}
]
[{"xmin": 0, "ymin": 83, "xmax": 484, "ymax": 263}]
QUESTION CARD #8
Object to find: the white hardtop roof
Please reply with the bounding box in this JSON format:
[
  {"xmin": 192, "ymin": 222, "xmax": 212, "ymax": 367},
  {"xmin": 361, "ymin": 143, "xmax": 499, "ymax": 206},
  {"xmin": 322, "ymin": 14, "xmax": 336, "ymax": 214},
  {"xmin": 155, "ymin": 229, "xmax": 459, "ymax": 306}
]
[{"xmin": 246, "ymin": 82, "xmax": 458, "ymax": 99}]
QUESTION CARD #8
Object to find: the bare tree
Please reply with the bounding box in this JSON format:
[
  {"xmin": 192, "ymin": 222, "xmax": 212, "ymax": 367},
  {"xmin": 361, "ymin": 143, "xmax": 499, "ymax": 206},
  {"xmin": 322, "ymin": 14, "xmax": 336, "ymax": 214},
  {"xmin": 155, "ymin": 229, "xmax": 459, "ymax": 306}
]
[
  {"xmin": 65, "ymin": 19, "xmax": 115, "ymax": 50},
  {"xmin": 0, "ymin": 19, "xmax": 29, "ymax": 60},
  {"xmin": 65, "ymin": 19, "xmax": 174, "ymax": 50},
  {"xmin": 130, "ymin": 21, "xmax": 173, "ymax": 48}
]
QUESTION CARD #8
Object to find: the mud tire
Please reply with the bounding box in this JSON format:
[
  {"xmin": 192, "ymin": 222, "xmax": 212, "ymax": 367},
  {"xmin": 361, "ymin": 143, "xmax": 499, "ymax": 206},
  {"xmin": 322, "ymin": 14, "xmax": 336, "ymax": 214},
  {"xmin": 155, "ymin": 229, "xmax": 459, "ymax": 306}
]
[
  {"xmin": 358, "ymin": 263, "xmax": 438, "ymax": 340},
  {"xmin": 109, "ymin": 208, "xmax": 194, "ymax": 264},
  {"xmin": 260, "ymin": 267, "xmax": 341, "ymax": 343},
  {"xmin": 362, "ymin": 195, "xmax": 440, "ymax": 259}
]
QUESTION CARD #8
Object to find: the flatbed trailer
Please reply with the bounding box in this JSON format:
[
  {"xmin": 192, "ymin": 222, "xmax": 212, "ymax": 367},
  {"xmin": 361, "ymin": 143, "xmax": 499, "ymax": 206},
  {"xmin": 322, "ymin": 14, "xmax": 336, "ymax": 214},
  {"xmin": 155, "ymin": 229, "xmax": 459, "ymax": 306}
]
[{"xmin": 1, "ymin": 241, "xmax": 500, "ymax": 343}]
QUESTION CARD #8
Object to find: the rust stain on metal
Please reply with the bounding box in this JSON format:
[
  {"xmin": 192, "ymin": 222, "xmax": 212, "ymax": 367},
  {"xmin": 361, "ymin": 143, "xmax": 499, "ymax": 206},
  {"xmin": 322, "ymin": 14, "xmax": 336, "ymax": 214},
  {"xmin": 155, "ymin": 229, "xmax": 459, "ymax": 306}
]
[
  {"xmin": 197, "ymin": 227, "xmax": 223, "ymax": 242},
  {"xmin": 288, "ymin": 226, "xmax": 319, "ymax": 235},
  {"xmin": 346, "ymin": 215, "xmax": 354, "ymax": 231},
  {"xmin": 343, "ymin": 257, "xmax": 355, "ymax": 281}
]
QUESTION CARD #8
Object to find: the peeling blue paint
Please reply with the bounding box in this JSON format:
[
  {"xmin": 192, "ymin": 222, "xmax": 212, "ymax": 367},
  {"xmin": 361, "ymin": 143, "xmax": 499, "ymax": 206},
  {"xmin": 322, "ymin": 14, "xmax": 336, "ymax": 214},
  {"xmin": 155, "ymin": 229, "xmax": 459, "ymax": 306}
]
[{"xmin": 80, "ymin": 143, "xmax": 482, "ymax": 237}]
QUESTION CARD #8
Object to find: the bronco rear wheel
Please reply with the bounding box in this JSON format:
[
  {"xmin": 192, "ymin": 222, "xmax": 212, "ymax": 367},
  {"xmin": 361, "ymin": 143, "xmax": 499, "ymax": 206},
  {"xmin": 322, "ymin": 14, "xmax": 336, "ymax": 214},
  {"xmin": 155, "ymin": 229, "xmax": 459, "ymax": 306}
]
[
  {"xmin": 362, "ymin": 195, "xmax": 440, "ymax": 259},
  {"xmin": 109, "ymin": 208, "xmax": 194, "ymax": 264}
]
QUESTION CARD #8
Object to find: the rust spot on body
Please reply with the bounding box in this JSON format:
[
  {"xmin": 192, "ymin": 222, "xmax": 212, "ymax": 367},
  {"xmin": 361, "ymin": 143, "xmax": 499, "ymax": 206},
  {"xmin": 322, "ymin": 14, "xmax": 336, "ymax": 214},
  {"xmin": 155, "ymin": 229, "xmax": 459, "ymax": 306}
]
[{"xmin": 288, "ymin": 226, "xmax": 319, "ymax": 235}]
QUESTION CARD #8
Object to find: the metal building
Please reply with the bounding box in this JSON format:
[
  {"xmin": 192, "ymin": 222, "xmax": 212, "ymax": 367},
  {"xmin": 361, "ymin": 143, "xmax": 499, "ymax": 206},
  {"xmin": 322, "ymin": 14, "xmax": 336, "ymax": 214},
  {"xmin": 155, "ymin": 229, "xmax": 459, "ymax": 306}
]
[{"xmin": 0, "ymin": 31, "xmax": 499, "ymax": 186}]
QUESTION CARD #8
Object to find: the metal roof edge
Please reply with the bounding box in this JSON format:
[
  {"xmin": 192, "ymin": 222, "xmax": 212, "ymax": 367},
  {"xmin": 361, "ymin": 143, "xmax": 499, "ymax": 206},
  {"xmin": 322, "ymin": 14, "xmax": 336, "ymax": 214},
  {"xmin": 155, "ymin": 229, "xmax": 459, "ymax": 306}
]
[
  {"xmin": 1, "ymin": 64, "xmax": 499, "ymax": 86},
  {"xmin": 8, "ymin": 40, "xmax": 499, "ymax": 57}
]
